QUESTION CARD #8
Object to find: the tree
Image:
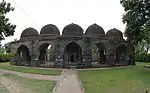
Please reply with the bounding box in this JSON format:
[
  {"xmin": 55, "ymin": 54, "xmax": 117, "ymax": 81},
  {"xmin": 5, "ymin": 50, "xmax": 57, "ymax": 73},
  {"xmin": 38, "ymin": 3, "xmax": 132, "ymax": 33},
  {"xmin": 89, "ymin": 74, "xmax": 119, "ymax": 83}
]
[
  {"xmin": 135, "ymin": 40, "xmax": 150, "ymax": 61},
  {"xmin": 120, "ymin": 0, "xmax": 150, "ymax": 64},
  {"xmin": 0, "ymin": 46, "xmax": 5, "ymax": 53},
  {"xmin": 4, "ymin": 42, "xmax": 11, "ymax": 53},
  {"xmin": 0, "ymin": 0, "xmax": 16, "ymax": 41},
  {"xmin": 120, "ymin": 0, "xmax": 150, "ymax": 45}
]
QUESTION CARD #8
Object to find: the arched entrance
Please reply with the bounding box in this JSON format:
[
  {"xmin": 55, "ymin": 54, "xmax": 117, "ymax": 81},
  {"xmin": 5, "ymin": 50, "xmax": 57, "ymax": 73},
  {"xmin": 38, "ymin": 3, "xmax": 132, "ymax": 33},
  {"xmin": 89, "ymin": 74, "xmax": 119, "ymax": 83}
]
[
  {"xmin": 92, "ymin": 42, "xmax": 106, "ymax": 63},
  {"xmin": 16, "ymin": 45, "xmax": 31, "ymax": 64},
  {"xmin": 64, "ymin": 42, "xmax": 82, "ymax": 62},
  {"xmin": 38, "ymin": 43, "xmax": 53, "ymax": 63},
  {"xmin": 116, "ymin": 45, "xmax": 129, "ymax": 64}
]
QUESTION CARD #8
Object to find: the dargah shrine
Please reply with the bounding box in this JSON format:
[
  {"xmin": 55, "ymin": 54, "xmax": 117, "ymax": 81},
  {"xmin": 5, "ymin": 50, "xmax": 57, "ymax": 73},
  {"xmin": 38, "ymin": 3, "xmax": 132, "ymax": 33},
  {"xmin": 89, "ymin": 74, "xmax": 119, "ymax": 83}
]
[{"xmin": 10, "ymin": 23, "xmax": 134, "ymax": 68}]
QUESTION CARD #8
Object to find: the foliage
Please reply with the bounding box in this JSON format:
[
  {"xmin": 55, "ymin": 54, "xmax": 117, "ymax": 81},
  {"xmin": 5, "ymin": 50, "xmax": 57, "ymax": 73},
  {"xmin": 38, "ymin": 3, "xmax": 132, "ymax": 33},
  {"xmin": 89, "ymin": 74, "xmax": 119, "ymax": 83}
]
[
  {"xmin": 0, "ymin": 0, "xmax": 16, "ymax": 41},
  {"xmin": 120, "ymin": 0, "xmax": 150, "ymax": 65},
  {"xmin": 0, "ymin": 53, "xmax": 15, "ymax": 62},
  {"xmin": 4, "ymin": 42, "xmax": 11, "ymax": 53},
  {"xmin": 120, "ymin": 0, "xmax": 150, "ymax": 45},
  {"xmin": 0, "ymin": 46, "xmax": 5, "ymax": 53},
  {"xmin": 134, "ymin": 39, "xmax": 150, "ymax": 62},
  {"xmin": 134, "ymin": 41, "xmax": 149, "ymax": 61},
  {"xmin": 135, "ymin": 53, "xmax": 150, "ymax": 62},
  {"xmin": 146, "ymin": 54, "xmax": 150, "ymax": 61}
]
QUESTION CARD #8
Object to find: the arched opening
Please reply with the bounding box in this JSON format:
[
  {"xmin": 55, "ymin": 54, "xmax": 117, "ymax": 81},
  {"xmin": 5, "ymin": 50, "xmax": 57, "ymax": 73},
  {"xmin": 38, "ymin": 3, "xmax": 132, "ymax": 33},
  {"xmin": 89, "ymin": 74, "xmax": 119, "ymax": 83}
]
[
  {"xmin": 16, "ymin": 45, "xmax": 31, "ymax": 65},
  {"xmin": 64, "ymin": 42, "xmax": 82, "ymax": 62},
  {"xmin": 116, "ymin": 45, "xmax": 129, "ymax": 64},
  {"xmin": 38, "ymin": 43, "xmax": 53, "ymax": 63},
  {"xmin": 92, "ymin": 42, "xmax": 106, "ymax": 63}
]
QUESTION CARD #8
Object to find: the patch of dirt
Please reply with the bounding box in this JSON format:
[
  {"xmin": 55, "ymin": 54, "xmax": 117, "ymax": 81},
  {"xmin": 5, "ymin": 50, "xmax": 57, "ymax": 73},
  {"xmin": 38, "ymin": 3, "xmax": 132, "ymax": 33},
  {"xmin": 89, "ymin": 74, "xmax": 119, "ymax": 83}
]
[
  {"xmin": 0, "ymin": 69, "xmax": 60, "ymax": 81},
  {"xmin": 0, "ymin": 75, "xmax": 32, "ymax": 93}
]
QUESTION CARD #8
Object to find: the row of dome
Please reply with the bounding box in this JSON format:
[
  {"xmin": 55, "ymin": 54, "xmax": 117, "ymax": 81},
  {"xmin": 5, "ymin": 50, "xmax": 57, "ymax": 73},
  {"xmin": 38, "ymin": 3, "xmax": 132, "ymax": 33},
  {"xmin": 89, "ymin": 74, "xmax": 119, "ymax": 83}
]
[{"xmin": 21, "ymin": 23, "xmax": 123, "ymax": 39}]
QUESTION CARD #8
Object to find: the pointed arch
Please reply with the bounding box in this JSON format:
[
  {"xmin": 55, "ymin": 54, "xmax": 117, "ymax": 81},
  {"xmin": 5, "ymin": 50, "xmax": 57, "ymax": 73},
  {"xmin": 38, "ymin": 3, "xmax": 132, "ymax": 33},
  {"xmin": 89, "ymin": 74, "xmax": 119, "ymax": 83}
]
[
  {"xmin": 38, "ymin": 43, "xmax": 53, "ymax": 63},
  {"xmin": 63, "ymin": 42, "xmax": 82, "ymax": 62},
  {"xmin": 92, "ymin": 42, "xmax": 106, "ymax": 63},
  {"xmin": 16, "ymin": 45, "xmax": 31, "ymax": 64},
  {"xmin": 116, "ymin": 44, "xmax": 130, "ymax": 64}
]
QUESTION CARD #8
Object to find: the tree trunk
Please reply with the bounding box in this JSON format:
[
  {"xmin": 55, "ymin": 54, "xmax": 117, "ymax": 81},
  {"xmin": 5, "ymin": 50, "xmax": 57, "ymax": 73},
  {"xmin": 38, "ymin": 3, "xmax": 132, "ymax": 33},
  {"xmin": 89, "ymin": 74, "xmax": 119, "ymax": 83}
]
[
  {"xmin": 131, "ymin": 45, "xmax": 135, "ymax": 65},
  {"xmin": 127, "ymin": 38, "xmax": 135, "ymax": 65}
]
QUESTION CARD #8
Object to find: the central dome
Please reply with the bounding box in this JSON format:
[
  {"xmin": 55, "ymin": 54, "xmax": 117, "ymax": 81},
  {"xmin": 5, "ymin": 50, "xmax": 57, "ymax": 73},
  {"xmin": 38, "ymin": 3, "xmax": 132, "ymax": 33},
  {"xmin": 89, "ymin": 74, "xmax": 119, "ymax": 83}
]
[
  {"xmin": 40, "ymin": 24, "xmax": 60, "ymax": 35},
  {"xmin": 62, "ymin": 23, "xmax": 83, "ymax": 36},
  {"xmin": 85, "ymin": 24, "xmax": 105, "ymax": 36}
]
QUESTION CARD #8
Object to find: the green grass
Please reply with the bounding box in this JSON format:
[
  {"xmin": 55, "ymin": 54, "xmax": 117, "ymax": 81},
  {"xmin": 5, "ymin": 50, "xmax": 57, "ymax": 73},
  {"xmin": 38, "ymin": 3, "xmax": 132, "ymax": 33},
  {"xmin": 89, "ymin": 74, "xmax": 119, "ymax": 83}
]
[
  {"xmin": 78, "ymin": 62, "xmax": 150, "ymax": 93},
  {"xmin": 3, "ymin": 73, "xmax": 55, "ymax": 93},
  {"xmin": 0, "ymin": 62, "xmax": 61, "ymax": 75}
]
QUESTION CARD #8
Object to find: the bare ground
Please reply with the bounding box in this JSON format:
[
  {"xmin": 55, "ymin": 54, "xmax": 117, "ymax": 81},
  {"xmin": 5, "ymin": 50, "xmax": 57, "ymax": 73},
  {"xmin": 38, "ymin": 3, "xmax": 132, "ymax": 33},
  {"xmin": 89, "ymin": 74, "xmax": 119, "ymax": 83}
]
[
  {"xmin": 0, "ymin": 75, "xmax": 32, "ymax": 93},
  {"xmin": 0, "ymin": 69, "xmax": 83, "ymax": 93},
  {"xmin": 0, "ymin": 69, "xmax": 60, "ymax": 81},
  {"xmin": 52, "ymin": 69, "xmax": 83, "ymax": 93}
]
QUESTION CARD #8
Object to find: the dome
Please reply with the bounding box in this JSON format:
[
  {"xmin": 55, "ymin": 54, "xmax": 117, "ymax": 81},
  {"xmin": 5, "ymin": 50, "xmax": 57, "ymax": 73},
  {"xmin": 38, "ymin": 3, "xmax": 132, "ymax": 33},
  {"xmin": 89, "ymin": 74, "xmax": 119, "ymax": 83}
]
[
  {"xmin": 85, "ymin": 24, "xmax": 105, "ymax": 36},
  {"xmin": 20, "ymin": 27, "xmax": 39, "ymax": 39},
  {"xmin": 106, "ymin": 28, "xmax": 123, "ymax": 39},
  {"xmin": 62, "ymin": 23, "xmax": 83, "ymax": 36},
  {"xmin": 40, "ymin": 24, "xmax": 60, "ymax": 35}
]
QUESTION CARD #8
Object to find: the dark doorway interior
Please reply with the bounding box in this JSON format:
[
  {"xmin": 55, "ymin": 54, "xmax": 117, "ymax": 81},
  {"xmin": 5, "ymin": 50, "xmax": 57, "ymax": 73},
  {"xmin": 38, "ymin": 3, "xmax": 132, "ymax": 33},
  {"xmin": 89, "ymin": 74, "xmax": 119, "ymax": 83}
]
[
  {"xmin": 96, "ymin": 43, "xmax": 106, "ymax": 63},
  {"xmin": 64, "ymin": 42, "xmax": 82, "ymax": 62},
  {"xmin": 16, "ymin": 45, "xmax": 31, "ymax": 64},
  {"xmin": 116, "ymin": 45, "xmax": 128, "ymax": 64},
  {"xmin": 38, "ymin": 43, "xmax": 52, "ymax": 63}
]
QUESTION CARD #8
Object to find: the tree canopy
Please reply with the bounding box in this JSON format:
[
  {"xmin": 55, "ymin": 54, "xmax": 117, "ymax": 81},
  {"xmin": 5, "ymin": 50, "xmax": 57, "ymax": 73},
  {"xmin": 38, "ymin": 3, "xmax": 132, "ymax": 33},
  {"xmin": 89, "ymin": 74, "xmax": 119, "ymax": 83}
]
[
  {"xmin": 120, "ymin": 0, "xmax": 150, "ymax": 62},
  {"xmin": 0, "ymin": 0, "xmax": 16, "ymax": 41},
  {"xmin": 120, "ymin": 0, "xmax": 150, "ymax": 45}
]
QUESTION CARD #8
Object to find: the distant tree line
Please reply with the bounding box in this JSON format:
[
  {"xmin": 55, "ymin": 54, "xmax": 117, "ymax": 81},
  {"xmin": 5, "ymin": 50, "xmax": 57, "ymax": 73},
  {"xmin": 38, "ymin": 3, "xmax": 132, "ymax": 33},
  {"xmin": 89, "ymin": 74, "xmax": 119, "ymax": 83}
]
[{"xmin": 0, "ymin": 42, "xmax": 14, "ymax": 62}]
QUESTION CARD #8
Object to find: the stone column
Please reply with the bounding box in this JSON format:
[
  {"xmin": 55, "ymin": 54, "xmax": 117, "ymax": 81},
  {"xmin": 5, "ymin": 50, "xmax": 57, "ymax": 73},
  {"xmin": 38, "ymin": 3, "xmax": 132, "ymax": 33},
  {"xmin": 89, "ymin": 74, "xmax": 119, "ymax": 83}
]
[
  {"xmin": 83, "ymin": 37, "xmax": 92, "ymax": 63},
  {"xmin": 30, "ymin": 40, "xmax": 40, "ymax": 66},
  {"xmin": 31, "ymin": 55, "xmax": 39, "ymax": 66},
  {"xmin": 106, "ymin": 47, "xmax": 116, "ymax": 65}
]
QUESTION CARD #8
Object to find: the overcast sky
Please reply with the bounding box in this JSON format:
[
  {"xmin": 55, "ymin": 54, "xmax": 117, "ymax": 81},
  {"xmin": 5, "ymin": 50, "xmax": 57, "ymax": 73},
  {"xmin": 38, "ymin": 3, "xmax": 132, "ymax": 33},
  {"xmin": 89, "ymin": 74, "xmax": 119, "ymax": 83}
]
[{"xmin": 2, "ymin": 0, "xmax": 125, "ymax": 45}]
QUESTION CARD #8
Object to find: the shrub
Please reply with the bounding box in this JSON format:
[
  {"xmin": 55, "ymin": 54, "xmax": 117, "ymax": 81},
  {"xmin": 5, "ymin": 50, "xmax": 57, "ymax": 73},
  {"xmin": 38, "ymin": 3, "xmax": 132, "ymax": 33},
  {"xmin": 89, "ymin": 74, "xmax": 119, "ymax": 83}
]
[
  {"xmin": 0, "ymin": 53, "xmax": 15, "ymax": 62},
  {"xmin": 135, "ymin": 53, "xmax": 150, "ymax": 62},
  {"xmin": 145, "ymin": 54, "xmax": 150, "ymax": 62}
]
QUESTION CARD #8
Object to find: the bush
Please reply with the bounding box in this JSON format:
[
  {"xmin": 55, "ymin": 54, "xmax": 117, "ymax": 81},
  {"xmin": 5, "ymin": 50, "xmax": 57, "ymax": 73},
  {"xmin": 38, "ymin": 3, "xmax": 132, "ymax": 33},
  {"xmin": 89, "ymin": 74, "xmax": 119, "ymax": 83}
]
[
  {"xmin": 0, "ymin": 53, "xmax": 15, "ymax": 62},
  {"xmin": 135, "ymin": 53, "xmax": 150, "ymax": 62},
  {"xmin": 145, "ymin": 54, "xmax": 150, "ymax": 62}
]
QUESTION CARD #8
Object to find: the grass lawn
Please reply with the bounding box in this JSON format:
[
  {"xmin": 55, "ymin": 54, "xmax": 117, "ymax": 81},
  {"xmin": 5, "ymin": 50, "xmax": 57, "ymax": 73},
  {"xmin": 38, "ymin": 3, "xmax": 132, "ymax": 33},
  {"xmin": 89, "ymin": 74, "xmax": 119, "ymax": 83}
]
[
  {"xmin": 3, "ymin": 73, "xmax": 55, "ymax": 93},
  {"xmin": 0, "ymin": 62, "xmax": 61, "ymax": 75},
  {"xmin": 78, "ymin": 62, "xmax": 150, "ymax": 93}
]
